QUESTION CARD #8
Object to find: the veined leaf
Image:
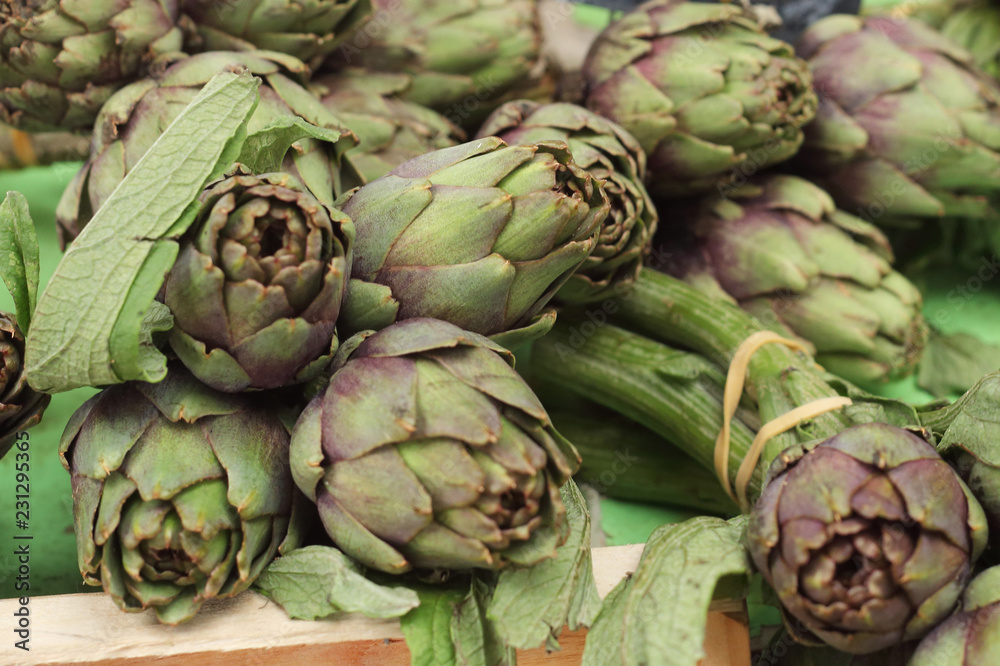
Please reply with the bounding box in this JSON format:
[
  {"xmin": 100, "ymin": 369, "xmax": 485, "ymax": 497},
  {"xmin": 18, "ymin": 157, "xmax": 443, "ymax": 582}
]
[{"xmin": 0, "ymin": 191, "xmax": 39, "ymax": 332}]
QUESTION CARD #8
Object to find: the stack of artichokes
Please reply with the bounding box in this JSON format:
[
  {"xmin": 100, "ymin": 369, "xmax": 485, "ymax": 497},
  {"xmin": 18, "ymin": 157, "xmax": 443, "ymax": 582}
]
[{"xmin": 6, "ymin": 0, "xmax": 1000, "ymax": 661}]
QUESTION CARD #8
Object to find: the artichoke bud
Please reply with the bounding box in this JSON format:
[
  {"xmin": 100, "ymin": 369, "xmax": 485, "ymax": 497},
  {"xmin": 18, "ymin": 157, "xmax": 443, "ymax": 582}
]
[
  {"xmin": 313, "ymin": 69, "xmax": 465, "ymax": 183},
  {"xmin": 747, "ymin": 423, "xmax": 989, "ymax": 655},
  {"xmin": 59, "ymin": 366, "xmax": 306, "ymax": 625},
  {"xmin": 289, "ymin": 317, "xmax": 581, "ymax": 575},
  {"xmin": 337, "ymin": 138, "xmax": 610, "ymax": 346},
  {"xmin": 0, "ymin": 313, "xmax": 50, "ymax": 461},
  {"xmin": 910, "ymin": 565, "xmax": 1000, "ymax": 665},
  {"xmin": 581, "ymin": 0, "xmax": 817, "ymax": 198},
  {"xmin": 0, "ymin": 0, "xmax": 186, "ymax": 132},
  {"xmin": 659, "ymin": 174, "xmax": 928, "ymax": 385},
  {"xmin": 165, "ymin": 168, "xmax": 354, "ymax": 393},
  {"xmin": 478, "ymin": 100, "xmax": 658, "ymax": 304},
  {"xmin": 180, "ymin": 0, "xmax": 374, "ymax": 69}
]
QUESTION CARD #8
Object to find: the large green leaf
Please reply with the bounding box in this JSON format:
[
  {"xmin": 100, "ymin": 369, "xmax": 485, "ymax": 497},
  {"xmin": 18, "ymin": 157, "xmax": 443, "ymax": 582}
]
[
  {"xmin": 25, "ymin": 72, "xmax": 259, "ymax": 392},
  {"xmin": 0, "ymin": 191, "xmax": 39, "ymax": 332},
  {"xmin": 582, "ymin": 515, "xmax": 750, "ymax": 666}
]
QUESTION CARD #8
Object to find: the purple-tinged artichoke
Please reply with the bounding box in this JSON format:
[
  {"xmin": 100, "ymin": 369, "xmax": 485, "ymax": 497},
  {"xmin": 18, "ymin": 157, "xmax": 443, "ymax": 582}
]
[
  {"xmin": 164, "ymin": 169, "xmax": 353, "ymax": 393},
  {"xmin": 660, "ymin": 175, "xmax": 928, "ymax": 385},
  {"xmin": 328, "ymin": 0, "xmax": 542, "ymax": 131},
  {"xmin": 56, "ymin": 50, "xmax": 362, "ymax": 246},
  {"xmin": 581, "ymin": 0, "xmax": 817, "ymax": 198},
  {"xmin": 289, "ymin": 318, "xmax": 580, "ymax": 574},
  {"xmin": 59, "ymin": 367, "xmax": 305, "ymax": 625},
  {"xmin": 0, "ymin": 0, "xmax": 185, "ymax": 132},
  {"xmin": 312, "ymin": 69, "xmax": 464, "ymax": 183},
  {"xmin": 795, "ymin": 15, "xmax": 1000, "ymax": 227},
  {"xmin": 747, "ymin": 423, "xmax": 989, "ymax": 654},
  {"xmin": 477, "ymin": 100, "xmax": 657, "ymax": 303},
  {"xmin": 180, "ymin": 0, "xmax": 373, "ymax": 69},
  {"xmin": 910, "ymin": 565, "xmax": 1000, "ymax": 664},
  {"xmin": 0, "ymin": 313, "xmax": 49, "ymax": 461},
  {"xmin": 337, "ymin": 138, "xmax": 609, "ymax": 346}
]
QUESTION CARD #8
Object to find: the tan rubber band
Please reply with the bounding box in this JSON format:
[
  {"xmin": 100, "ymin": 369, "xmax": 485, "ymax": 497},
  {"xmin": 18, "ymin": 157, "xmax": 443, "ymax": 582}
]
[
  {"xmin": 714, "ymin": 332, "xmax": 807, "ymax": 502},
  {"xmin": 734, "ymin": 396, "xmax": 853, "ymax": 511}
]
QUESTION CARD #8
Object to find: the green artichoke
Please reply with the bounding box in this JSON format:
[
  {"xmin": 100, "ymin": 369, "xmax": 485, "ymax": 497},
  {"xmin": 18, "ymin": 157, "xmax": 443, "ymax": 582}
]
[
  {"xmin": 55, "ymin": 50, "xmax": 362, "ymax": 246},
  {"xmin": 290, "ymin": 317, "xmax": 580, "ymax": 574},
  {"xmin": 581, "ymin": 0, "xmax": 817, "ymax": 198},
  {"xmin": 910, "ymin": 565, "xmax": 1000, "ymax": 664},
  {"xmin": 330, "ymin": 0, "xmax": 542, "ymax": 130},
  {"xmin": 180, "ymin": 0, "xmax": 373, "ymax": 69},
  {"xmin": 59, "ymin": 367, "xmax": 305, "ymax": 625},
  {"xmin": 900, "ymin": 0, "xmax": 1000, "ymax": 79},
  {"xmin": 659, "ymin": 175, "xmax": 928, "ymax": 385},
  {"xmin": 0, "ymin": 313, "xmax": 49, "ymax": 461},
  {"xmin": 0, "ymin": 0, "xmax": 185, "ymax": 132},
  {"xmin": 796, "ymin": 15, "xmax": 1000, "ymax": 227},
  {"xmin": 337, "ymin": 137, "xmax": 609, "ymax": 346},
  {"xmin": 312, "ymin": 69, "xmax": 463, "ymax": 183},
  {"xmin": 163, "ymin": 169, "xmax": 354, "ymax": 393},
  {"xmin": 477, "ymin": 100, "xmax": 658, "ymax": 304},
  {"xmin": 747, "ymin": 423, "xmax": 989, "ymax": 654}
]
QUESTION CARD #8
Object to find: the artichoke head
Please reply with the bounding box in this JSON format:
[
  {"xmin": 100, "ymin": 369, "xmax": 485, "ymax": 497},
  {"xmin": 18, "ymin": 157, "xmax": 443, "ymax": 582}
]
[
  {"xmin": 59, "ymin": 367, "xmax": 305, "ymax": 625},
  {"xmin": 164, "ymin": 169, "xmax": 354, "ymax": 393},
  {"xmin": 660, "ymin": 174, "xmax": 928, "ymax": 385},
  {"xmin": 0, "ymin": 313, "xmax": 50, "ymax": 461},
  {"xmin": 747, "ymin": 423, "xmax": 989, "ymax": 654},
  {"xmin": 338, "ymin": 137, "xmax": 610, "ymax": 347},
  {"xmin": 582, "ymin": 0, "xmax": 817, "ymax": 198},
  {"xmin": 478, "ymin": 100, "xmax": 658, "ymax": 304},
  {"xmin": 290, "ymin": 318, "xmax": 580, "ymax": 574}
]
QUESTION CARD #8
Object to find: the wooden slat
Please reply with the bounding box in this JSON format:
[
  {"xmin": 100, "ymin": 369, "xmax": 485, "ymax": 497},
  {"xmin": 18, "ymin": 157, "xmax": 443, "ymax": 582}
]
[{"xmin": 0, "ymin": 545, "xmax": 749, "ymax": 665}]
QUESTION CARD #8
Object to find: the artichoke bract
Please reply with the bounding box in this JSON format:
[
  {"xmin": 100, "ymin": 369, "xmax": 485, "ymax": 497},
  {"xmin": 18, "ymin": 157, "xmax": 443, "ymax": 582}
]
[
  {"xmin": 747, "ymin": 423, "xmax": 989, "ymax": 654},
  {"xmin": 180, "ymin": 0, "xmax": 373, "ymax": 68},
  {"xmin": 313, "ymin": 69, "xmax": 464, "ymax": 183},
  {"xmin": 581, "ymin": 0, "xmax": 817, "ymax": 198},
  {"xmin": 477, "ymin": 101, "xmax": 657, "ymax": 304},
  {"xmin": 290, "ymin": 318, "xmax": 580, "ymax": 574},
  {"xmin": 906, "ymin": 0, "xmax": 1000, "ymax": 80},
  {"xmin": 56, "ymin": 50, "xmax": 363, "ymax": 246},
  {"xmin": 164, "ymin": 169, "xmax": 353, "ymax": 393},
  {"xmin": 0, "ymin": 0, "xmax": 184, "ymax": 132},
  {"xmin": 910, "ymin": 565, "xmax": 1000, "ymax": 665},
  {"xmin": 796, "ymin": 15, "xmax": 1000, "ymax": 226},
  {"xmin": 59, "ymin": 368, "xmax": 305, "ymax": 625},
  {"xmin": 329, "ymin": 0, "xmax": 542, "ymax": 130},
  {"xmin": 337, "ymin": 137, "xmax": 609, "ymax": 345},
  {"xmin": 660, "ymin": 175, "xmax": 928, "ymax": 385},
  {"xmin": 0, "ymin": 313, "xmax": 49, "ymax": 461}
]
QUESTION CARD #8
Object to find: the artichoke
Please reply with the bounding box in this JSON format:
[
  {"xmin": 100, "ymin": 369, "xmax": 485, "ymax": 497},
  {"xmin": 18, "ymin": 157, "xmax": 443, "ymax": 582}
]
[
  {"xmin": 581, "ymin": 0, "xmax": 817, "ymax": 198},
  {"xmin": 59, "ymin": 367, "xmax": 305, "ymax": 625},
  {"xmin": 0, "ymin": 313, "xmax": 49, "ymax": 461},
  {"xmin": 56, "ymin": 50, "xmax": 362, "ymax": 246},
  {"xmin": 747, "ymin": 423, "xmax": 989, "ymax": 654},
  {"xmin": 180, "ymin": 0, "xmax": 373, "ymax": 68},
  {"xmin": 312, "ymin": 69, "xmax": 464, "ymax": 183},
  {"xmin": 910, "ymin": 565, "xmax": 1000, "ymax": 664},
  {"xmin": 795, "ymin": 15, "xmax": 1000, "ymax": 227},
  {"xmin": 900, "ymin": 0, "xmax": 1000, "ymax": 80},
  {"xmin": 163, "ymin": 169, "xmax": 354, "ymax": 393},
  {"xmin": 477, "ymin": 101, "xmax": 657, "ymax": 303},
  {"xmin": 337, "ymin": 137, "xmax": 609, "ymax": 345},
  {"xmin": 290, "ymin": 318, "xmax": 580, "ymax": 574},
  {"xmin": 329, "ymin": 0, "xmax": 542, "ymax": 130},
  {"xmin": 659, "ymin": 175, "xmax": 928, "ymax": 385},
  {"xmin": 0, "ymin": 0, "xmax": 185, "ymax": 132}
]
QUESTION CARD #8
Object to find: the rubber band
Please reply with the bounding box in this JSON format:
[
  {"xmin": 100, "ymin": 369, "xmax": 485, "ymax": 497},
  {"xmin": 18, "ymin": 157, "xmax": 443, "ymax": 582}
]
[{"xmin": 713, "ymin": 331, "xmax": 852, "ymax": 510}]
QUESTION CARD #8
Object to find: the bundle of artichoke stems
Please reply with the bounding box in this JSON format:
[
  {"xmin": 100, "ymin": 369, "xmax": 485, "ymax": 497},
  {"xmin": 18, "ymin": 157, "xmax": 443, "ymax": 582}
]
[{"xmin": 530, "ymin": 269, "xmax": 1000, "ymax": 656}]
